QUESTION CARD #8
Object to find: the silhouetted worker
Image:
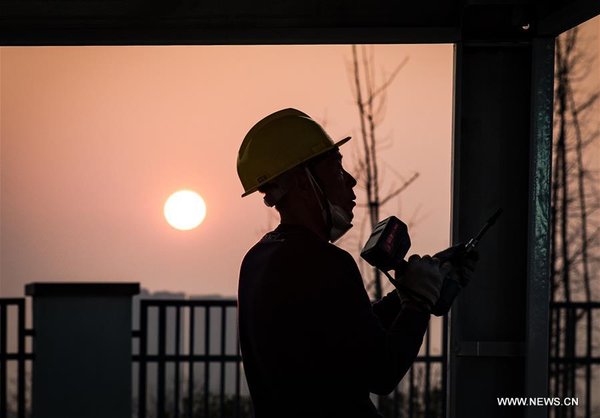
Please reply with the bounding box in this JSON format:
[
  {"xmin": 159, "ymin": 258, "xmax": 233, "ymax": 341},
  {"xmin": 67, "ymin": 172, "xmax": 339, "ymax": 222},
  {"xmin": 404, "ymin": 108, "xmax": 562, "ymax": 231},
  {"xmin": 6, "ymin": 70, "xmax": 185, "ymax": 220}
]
[{"xmin": 236, "ymin": 108, "xmax": 474, "ymax": 418}]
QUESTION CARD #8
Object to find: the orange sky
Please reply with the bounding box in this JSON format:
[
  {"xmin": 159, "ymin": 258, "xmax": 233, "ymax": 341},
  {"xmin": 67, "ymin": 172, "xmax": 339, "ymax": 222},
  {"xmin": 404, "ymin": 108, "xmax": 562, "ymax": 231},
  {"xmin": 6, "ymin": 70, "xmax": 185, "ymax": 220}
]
[
  {"xmin": 1, "ymin": 17, "xmax": 599, "ymax": 299},
  {"xmin": 0, "ymin": 16, "xmax": 591, "ymax": 298}
]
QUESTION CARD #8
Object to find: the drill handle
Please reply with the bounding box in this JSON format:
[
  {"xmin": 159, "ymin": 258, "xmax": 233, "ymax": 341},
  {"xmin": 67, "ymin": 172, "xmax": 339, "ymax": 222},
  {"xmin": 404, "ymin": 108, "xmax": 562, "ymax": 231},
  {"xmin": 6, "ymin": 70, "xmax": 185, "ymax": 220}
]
[
  {"xmin": 393, "ymin": 258, "xmax": 408, "ymax": 274},
  {"xmin": 433, "ymin": 243, "xmax": 467, "ymax": 263},
  {"xmin": 431, "ymin": 279, "xmax": 461, "ymax": 316}
]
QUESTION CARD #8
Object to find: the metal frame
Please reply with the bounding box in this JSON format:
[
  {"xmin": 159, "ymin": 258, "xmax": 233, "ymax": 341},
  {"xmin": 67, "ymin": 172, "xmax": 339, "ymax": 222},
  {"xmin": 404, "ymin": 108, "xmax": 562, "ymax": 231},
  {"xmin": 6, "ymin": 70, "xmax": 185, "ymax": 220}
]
[
  {"xmin": 0, "ymin": 298, "xmax": 34, "ymax": 418},
  {"xmin": 0, "ymin": 1, "xmax": 598, "ymax": 46},
  {"xmin": 133, "ymin": 299, "xmax": 244, "ymax": 418},
  {"xmin": 549, "ymin": 302, "xmax": 600, "ymax": 418},
  {"xmin": 449, "ymin": 35, "xmax": 556, "ymax": 417},
  {"xmin": 133, "ymin": 298, "xmax": 448, "ymax": 418},
  {"xmin": 538, "ymin": 1, "xmax": 600, "ymax": 36},
  {"xmin": 525, "ymin": 36, "xmax": 555, "ymax": 418},
  {"xmin": 1, "ymin": 2, "xmax": 600, "ymax": 418}
]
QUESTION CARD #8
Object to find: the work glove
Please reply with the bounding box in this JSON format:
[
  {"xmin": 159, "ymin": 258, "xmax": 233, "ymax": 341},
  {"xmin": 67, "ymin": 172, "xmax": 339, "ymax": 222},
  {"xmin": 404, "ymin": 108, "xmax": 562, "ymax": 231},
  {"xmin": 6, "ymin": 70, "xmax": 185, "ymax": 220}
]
[
  {"xmin": 433, "ymin": 244, "xmax": 479, "ymax": 287},
  {"xmin": 429, "ymin": 244, "xmax": 479, "ymax": 316},
  {"xmin": 392, "ymin": 254, "xmax": 446, "ymax": 312}
]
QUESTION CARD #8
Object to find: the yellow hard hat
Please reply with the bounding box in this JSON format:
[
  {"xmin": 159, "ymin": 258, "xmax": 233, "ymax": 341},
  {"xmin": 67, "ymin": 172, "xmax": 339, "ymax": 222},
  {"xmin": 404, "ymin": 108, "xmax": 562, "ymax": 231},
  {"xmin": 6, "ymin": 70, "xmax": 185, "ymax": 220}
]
[{"xmin": 237, "ymin": 108, "xmax": 351, "ymax": 197}]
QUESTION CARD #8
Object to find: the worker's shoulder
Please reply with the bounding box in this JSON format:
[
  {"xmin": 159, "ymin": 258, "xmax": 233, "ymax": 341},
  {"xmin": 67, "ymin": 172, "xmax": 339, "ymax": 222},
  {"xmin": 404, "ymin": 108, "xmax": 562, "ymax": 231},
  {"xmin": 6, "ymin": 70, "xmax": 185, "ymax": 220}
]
[
  {"xmin": 239, "ymin": 228, "xmax": 361, "ymax": 298},
  {"xmin": 242, "ymin": 225, "xmax": 355, "ymax": 267}
]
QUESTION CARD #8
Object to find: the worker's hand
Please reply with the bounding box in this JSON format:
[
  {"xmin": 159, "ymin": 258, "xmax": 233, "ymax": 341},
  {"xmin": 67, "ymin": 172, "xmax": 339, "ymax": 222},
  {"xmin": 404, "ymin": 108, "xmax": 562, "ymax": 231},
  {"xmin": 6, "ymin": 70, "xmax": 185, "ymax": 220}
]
[
  {"xmin": 393, "ymin": 255, "xmax": 445, "ymax": 312},
  {"xmin": 434, "ymin": 244, "xmax": 479, "ymax": 287}
]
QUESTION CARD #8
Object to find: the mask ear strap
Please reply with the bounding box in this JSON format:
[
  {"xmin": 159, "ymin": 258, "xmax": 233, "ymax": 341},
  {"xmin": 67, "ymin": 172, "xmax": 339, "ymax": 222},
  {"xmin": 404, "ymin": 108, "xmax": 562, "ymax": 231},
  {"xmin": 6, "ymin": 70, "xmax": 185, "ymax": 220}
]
[
  {"xmin": 304, "ymin": 166, "xmax": 333, "ymax": 231},
  {"xmin": 263, "ymin": 187, "xmax": 284, "ymax": 207},
  {"xmin": 261, "ymin": 172, "xmax": 292, "ymax": 207}
]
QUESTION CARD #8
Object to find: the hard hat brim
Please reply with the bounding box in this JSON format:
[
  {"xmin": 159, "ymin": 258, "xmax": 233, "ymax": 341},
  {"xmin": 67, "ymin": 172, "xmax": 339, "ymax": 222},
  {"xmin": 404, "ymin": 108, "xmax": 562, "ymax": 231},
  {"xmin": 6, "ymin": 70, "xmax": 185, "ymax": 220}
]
[{"xmin": 241, "ymin": 135, "xmax": 351, "ymax": 197}]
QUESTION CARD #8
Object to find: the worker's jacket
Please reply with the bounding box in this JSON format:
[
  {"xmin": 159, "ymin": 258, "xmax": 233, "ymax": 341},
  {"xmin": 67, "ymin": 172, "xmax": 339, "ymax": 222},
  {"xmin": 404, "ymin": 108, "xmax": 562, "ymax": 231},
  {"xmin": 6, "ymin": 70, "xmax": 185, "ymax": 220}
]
[{"xmin": 238, "ymin": 223, "xmax": 430, "ymax": 418}]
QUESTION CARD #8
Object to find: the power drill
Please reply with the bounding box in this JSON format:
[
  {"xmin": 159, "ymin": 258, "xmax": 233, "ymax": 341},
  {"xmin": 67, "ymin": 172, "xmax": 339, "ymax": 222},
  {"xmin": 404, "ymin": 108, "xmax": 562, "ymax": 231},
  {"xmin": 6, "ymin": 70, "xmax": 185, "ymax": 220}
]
[{"xmin": 360, "ymin": 209, "xmax": 502, "ymax": 316}]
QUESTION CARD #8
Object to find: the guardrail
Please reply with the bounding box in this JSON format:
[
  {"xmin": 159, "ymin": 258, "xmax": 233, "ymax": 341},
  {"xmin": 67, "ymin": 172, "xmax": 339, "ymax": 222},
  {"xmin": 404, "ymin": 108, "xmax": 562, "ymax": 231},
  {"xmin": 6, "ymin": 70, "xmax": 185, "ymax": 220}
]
[
  {"xmin": 6, "ymin": 294, "xmax": 597, "ymax": 417},
  {"xmin": 133, "ymin": 299, "xmax": 248, "ymax": 418},
  {"xmin": 132, "ymin": 298, "xmax": 447, "ymax": 418},
  {"xmin": 549, "ymin": 302, "xmax": 600, "ymax": 418},
  {"xmin": 0, "ymin": 298, "xmax": 34, "ymax": 418}
]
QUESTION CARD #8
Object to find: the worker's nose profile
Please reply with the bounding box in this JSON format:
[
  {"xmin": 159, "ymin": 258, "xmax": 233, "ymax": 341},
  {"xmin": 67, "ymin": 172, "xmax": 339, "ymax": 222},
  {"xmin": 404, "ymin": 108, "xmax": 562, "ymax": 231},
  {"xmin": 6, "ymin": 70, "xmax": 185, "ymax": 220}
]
[{"xmin": 236, "ymin": 108, "xmax": 480, "ymax": 418}]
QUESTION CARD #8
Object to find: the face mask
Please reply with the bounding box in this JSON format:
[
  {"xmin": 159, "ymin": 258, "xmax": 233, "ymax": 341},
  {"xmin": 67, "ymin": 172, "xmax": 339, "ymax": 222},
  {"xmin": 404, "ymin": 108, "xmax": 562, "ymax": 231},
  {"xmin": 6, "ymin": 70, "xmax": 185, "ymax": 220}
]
[
  {"xmin": 304, "ymin": 167, "xmax": 353, "ymax": 242},
  {"xmin": 327, "ymin": 201, "xmax": 353, "ymax": 242}
]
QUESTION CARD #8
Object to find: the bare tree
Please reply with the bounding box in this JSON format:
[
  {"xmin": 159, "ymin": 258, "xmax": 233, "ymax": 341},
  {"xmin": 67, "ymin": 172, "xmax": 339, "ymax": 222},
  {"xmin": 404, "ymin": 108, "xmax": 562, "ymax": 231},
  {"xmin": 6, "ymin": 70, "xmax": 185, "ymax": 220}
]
[
  {"xmin": 550, "ymin": 27, "xmax": 600, "ymax": 418},
  {"xmin": 552, "ymin": 28, "xmax": 600, "ymax": 304},
  {"xmin": 348, "ymin": 45, "xmax": 419, "ymax": 299}
]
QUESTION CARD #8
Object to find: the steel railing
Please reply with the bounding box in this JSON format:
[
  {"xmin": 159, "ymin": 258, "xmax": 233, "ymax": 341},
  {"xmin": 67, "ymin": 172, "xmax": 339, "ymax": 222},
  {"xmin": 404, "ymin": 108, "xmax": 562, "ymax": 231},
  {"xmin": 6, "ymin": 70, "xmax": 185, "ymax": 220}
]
[
  {"xmin": 0, "ymin": 298, "xmax": 34, "ymax": 418},
  {"xmin": 8, "ymin": 295, "xmax": 596, "ymax": 417},
  {"xmin": 549, "ymin": 301, "xmax": 600, "ymax": 418},
  {"xmin": 132, "ymin": 298, "xmax": 447, "ymax": 418},
  {"xmin": 133, "ymin": 299, "xmax": 246, "ymax": 418}
]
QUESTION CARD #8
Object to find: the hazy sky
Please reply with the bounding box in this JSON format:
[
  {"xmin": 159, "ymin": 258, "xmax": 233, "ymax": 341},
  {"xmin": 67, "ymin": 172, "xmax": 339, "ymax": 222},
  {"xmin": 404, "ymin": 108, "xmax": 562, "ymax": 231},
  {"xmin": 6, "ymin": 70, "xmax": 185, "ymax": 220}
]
[
  {"xmin": 2, "ymin": 15, "xmax": 597, "ymax": 299},
  {"xmin": 1, "ymin": 19, "xmax": 598, "ymax": 415},
  {"xmin": 0, "ymin": 44, "xmax": 455, "ymax": 298}
]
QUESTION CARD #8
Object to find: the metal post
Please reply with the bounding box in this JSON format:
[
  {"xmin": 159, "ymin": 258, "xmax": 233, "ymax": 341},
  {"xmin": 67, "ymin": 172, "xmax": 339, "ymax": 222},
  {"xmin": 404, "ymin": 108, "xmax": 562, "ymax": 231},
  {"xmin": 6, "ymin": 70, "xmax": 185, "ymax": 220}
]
[
  {"xmin": 17, "ymin": 298, "xmax": 26, "ymax": 418},
  {"xmin": 175, "ymin": 306, "xmax": 181, "ymax": 418},
  {"xmin": 139, "ymin": 299, "xmax": 149, "ymax": 418},
  {"xmin": 157, "ymin": 305, "xmax": 167, "ymax": 418},
  {"xmin": 204, "ymin": 307, "xmax": 210, "ymax": 417},
  {"xmin": 220, "ymin": 306, "xmax": 226, "ymax": 418},
  {"xmin": 525, "ymin": 36, "xmax": 555, "ymax": 418},
  {"xmin": 449, "ymin": 37, "xmax": 549, "ymax": 417},
  {"xmin": 26, "ymin": 282, "xmax": 139, "ymax": 418},
  {"xmin": 188, "ymin": 306, "xmax": 195, "ymax": 418},
  {"xmin": 0, "ymin": 303, "xmax": 7, "ymax": 417}
]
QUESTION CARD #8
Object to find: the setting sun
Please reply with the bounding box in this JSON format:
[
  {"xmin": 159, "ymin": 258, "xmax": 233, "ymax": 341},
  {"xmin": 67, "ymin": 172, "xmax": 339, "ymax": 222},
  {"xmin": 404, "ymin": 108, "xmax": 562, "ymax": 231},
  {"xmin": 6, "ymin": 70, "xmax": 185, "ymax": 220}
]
[{"xmin": 164, "ymin": 190, "xmax": 207, "ymax": 230}]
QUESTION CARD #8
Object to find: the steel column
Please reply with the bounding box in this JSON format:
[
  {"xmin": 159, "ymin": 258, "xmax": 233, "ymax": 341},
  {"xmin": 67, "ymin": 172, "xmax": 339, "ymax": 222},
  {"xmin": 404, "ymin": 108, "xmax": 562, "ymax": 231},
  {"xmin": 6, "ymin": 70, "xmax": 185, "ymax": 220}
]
[
  {"xmin": 449, "ymin": 36, "xmax": 553, "ymax": 417},
  {"xmin": 525, "ymin": 36, "xmax": 555, "ymax": 418}
]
